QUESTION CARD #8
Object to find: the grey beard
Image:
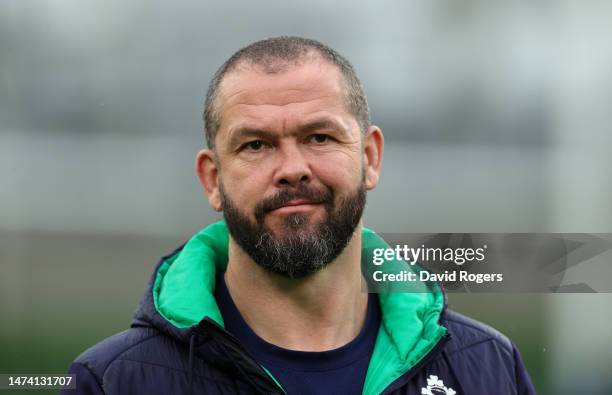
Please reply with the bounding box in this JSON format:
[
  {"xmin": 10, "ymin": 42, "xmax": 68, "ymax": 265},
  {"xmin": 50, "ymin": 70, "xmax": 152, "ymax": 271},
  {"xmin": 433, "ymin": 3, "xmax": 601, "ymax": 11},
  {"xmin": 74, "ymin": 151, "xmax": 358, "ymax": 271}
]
[{"xmin": 220, "ymin": 181, "xmax": 366, "ymax": 279}]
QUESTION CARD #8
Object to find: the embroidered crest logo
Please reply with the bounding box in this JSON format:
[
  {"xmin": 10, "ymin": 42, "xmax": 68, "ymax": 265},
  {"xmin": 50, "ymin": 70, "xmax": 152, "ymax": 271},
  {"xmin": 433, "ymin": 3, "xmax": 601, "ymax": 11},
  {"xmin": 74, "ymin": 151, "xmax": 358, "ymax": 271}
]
[{"xmin": 421, "ymin": 375, "xmax": 456, "ymax": 395}]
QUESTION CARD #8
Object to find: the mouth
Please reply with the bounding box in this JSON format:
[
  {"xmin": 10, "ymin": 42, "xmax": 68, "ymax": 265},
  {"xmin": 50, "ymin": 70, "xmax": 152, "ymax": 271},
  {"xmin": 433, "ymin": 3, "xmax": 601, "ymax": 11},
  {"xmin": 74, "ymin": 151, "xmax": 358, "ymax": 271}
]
[{"xmin": 270, "ymin": 199, "xmax": 322, "ymax": 214}]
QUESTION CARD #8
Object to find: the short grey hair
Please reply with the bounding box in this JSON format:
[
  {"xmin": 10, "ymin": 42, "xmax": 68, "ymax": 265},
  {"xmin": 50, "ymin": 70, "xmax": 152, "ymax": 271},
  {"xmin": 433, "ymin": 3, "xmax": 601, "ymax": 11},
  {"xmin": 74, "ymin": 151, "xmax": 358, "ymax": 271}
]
[{"xmin": 203, "ymin": 36, "xmax": 371, "ymax": 149}]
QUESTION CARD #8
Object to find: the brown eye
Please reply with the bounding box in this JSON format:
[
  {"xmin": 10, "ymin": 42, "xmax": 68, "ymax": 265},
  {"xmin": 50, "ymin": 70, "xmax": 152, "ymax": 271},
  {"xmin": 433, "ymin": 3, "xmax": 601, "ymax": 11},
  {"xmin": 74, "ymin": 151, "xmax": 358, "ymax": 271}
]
[
  {"xmin": 310, "ymin": 134, "xmax": 329, "ymax": 144},
  {"xmin": 245, "ymin": 140, "xmax": 264, "ymax": 151}
]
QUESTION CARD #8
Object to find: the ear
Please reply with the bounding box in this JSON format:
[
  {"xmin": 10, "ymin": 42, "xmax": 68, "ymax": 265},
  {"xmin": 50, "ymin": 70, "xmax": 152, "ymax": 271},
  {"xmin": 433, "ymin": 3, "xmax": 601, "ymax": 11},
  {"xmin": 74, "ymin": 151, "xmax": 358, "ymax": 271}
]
[
  {"xmin": 362, "ymin": 125, "xmax": 384, "ymax": 190},
  {"xmin": 195, "ymin": 149, "xmax": 222, "ymax": 211}
]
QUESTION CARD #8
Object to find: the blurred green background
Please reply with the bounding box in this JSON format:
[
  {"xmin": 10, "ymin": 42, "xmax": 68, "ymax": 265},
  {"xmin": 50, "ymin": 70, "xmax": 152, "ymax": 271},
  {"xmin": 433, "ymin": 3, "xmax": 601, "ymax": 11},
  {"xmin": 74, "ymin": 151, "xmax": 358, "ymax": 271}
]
[{"xmin": 1, "ymin": 1, "xmax": 612, "ymax": 394}]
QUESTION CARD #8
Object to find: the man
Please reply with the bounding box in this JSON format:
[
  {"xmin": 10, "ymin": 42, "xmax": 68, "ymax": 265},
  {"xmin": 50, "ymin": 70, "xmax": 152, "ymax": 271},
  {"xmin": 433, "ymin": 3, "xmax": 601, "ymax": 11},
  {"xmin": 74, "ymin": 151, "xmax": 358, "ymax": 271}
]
[{"xmin": 64, "ymin": 37, "xmax": 536, "ymax": 394}]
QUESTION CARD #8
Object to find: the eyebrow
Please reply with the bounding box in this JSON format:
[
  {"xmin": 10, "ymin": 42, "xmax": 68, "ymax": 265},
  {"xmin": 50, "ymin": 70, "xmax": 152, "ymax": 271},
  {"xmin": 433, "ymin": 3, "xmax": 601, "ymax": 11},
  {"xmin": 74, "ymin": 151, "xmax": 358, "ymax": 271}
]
[
  {"xmin": 297, "ymin": 118, "xmax": 348, "ymax": 135},
  {"xmin": 228, "ymin": 118, "xmax": 349, "ymax": 148},
  {"xmin": 227, "ymin": 128, "xmax": 275, "ymax": 149}
]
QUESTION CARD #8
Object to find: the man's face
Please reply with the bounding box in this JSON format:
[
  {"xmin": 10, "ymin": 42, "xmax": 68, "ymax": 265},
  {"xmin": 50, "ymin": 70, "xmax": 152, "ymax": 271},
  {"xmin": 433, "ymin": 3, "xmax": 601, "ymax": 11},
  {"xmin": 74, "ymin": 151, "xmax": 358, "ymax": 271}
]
[{"xmin": 198, "ymin": 57, "xmax": 382, "ymax": 278}]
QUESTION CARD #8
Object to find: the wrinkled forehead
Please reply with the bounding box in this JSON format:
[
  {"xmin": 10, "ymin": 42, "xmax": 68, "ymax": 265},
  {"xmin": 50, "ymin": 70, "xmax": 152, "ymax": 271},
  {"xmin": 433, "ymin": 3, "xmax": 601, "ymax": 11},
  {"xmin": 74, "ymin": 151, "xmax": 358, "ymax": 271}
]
[{"xmin": 215, "ymin": 57, "xmax": 349, "ymax": 127}]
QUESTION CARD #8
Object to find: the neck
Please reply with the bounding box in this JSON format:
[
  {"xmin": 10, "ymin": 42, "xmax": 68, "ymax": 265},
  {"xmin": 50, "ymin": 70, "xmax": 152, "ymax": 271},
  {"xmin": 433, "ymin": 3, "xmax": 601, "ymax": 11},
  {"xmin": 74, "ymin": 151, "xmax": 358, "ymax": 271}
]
[{"xmin": 224, "ymin": 224, "xmax": 368, "ymax": 352}]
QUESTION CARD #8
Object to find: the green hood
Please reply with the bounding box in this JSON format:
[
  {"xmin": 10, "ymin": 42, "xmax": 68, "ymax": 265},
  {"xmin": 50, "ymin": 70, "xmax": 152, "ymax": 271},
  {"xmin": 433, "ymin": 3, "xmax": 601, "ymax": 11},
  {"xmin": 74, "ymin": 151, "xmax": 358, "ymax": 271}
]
[{"xmin": 152, "ymin": 221, "xmax": 447, "ymax": 395}]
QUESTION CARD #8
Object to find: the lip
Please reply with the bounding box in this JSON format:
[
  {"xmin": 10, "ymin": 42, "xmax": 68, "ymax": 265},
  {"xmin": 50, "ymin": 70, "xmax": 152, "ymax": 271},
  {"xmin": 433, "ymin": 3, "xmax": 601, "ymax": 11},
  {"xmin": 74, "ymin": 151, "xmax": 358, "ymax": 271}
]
[{"xmin": 270, "ymin": 200, "xmax": 321, "ymax": 214}]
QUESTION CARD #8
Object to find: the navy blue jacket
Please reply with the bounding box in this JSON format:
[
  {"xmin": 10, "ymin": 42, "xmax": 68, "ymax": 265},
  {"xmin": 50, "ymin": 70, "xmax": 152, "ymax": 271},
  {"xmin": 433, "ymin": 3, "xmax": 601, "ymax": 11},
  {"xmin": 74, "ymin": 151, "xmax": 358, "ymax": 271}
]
[{"xmin": 63, "ymin": 222, "xmax": 537, "ymax": 394}]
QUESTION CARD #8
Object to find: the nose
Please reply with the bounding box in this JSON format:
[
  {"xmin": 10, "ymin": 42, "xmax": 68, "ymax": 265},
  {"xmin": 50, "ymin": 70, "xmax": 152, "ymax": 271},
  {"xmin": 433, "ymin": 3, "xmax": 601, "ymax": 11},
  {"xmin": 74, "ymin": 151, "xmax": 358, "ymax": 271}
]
[{"xmin": 273, "ymin": 141, "xmax": 312, "ymax": 188}]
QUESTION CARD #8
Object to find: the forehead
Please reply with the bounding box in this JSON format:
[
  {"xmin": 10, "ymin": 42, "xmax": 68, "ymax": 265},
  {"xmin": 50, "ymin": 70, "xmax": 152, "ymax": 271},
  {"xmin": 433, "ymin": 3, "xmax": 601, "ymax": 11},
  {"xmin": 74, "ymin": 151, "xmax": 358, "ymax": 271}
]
[{"xmin": 215, "ymin": 58, "xmax": 352, "ymax": 134}]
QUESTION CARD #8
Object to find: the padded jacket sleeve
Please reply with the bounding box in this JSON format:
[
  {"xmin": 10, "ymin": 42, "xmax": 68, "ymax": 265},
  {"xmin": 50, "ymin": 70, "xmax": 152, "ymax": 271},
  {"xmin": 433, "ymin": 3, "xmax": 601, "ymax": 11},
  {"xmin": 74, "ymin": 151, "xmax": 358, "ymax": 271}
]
[
  {"xmin": 512, "ymin": 343, "xmax": 537, "ymax": 395},
  {"xmin": 60, "ymin": 362, "xmax": 105, "ymax": 395}
]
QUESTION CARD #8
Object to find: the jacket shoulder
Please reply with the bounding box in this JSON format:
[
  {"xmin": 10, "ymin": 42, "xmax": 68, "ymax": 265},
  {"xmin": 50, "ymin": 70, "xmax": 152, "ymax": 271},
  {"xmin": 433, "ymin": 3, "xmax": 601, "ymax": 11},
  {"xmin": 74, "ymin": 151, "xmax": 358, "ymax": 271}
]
[
  {"xmin": 73, "ymin": 326, "xmax": 166, "ymax": 379},
  {"xmin": 439, "ymin": 310, "xmax": 537, "ymax": 394},
  {"xmin": 443, "ymin": 309, "xmax": 513, "ymax": 357}
]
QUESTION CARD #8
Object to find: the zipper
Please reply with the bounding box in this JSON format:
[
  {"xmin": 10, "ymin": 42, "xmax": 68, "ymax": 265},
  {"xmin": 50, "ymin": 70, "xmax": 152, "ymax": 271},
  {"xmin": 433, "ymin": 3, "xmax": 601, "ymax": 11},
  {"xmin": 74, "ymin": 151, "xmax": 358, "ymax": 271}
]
[
  {"xmin": 379, "ymin": 332, "xmax": 451, "ymax": 395},
  {"xmin": 199, "ymin": 317, "xmax": 286, "ymax": 395}
]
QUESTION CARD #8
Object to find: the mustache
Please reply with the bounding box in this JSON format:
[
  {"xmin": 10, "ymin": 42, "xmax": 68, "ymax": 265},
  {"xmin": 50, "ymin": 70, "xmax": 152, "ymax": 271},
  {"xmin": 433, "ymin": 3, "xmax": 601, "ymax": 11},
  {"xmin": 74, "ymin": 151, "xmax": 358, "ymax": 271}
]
[{"xmin": 254, "ymin": 185, "xmax": 334, "ymax": 219}]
